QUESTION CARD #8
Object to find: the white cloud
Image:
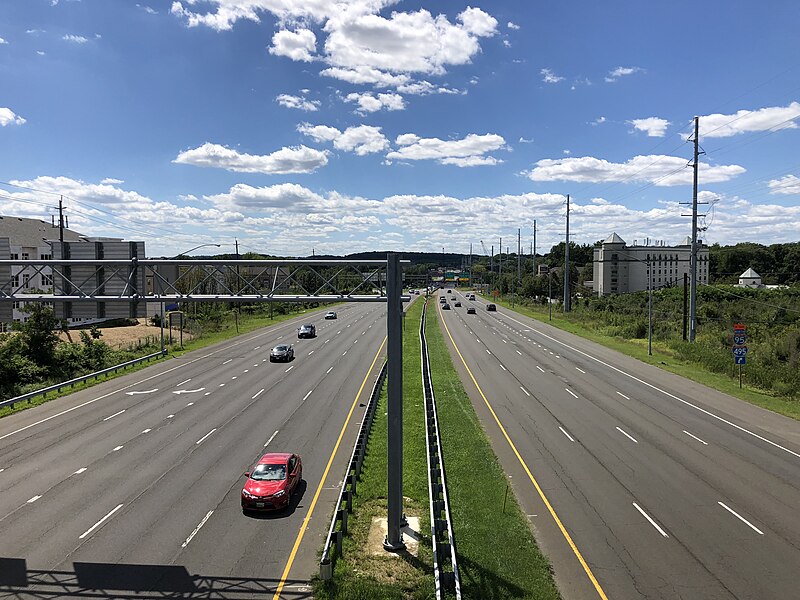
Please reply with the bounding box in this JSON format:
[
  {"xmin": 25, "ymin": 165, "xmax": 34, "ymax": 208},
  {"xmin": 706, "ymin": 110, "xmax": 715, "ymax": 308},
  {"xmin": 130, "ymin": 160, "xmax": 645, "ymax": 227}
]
[
  {"xmin": 26, "ymin": 29, "xmax": 46, "ymax": 35},
  {"xmin": 298, "ymin": 123, "xmax": 389, "ymax": 155},
  {"xmin": 0, "ymin": 38, "xmax": 8, "ymax": 45},
  {"xmin": 136, "ymin": 4, "xmax": 158, "ymax": 14},
  {"xmin": 37, "ymin": 51, "xmax": 46, "ymax": 56},
  {"xmin": 698, "ymin": 102, "xmax": 800, "ymax": 138},
  {"xmin": 507, "ymin": 22, "xmax": 520, "ymax": 30},
  {"xmin": 628, "ymin": 117, "xmax": 671, "ymax": 137},
  {"xmin": 100, "ymin": 177, "xmax": 124, "ymax": 184},
  {"xmin": 276, "ymin": 93, "xmax": 320, "ymax": 111},
  {"xmin": 344, "ymin": 92, "xmax": 405, "ymax": 113},
  {"xmin": 605, "ymin": 66, "xmax": 643, "ymax": 82},
  {"xmin": 320, "ymin": 65, "xmax": 410, "ymax": 87},
  {"xmin": 386, "ymin": 132, "xmax": 506, "ymax": 166},
  {"xmin": 396, "ymin": 80, "xmax": 459, "ymax": 95},
  {"xmin": 768, "ymin": 174, "xmax": 800, "ymax": 195},
  {"xmin": 0, "ymin": 108, "xmax": 26, "ymax": 126},
  {"xmin": 269, "ymin": 28, "xmax": 317, "ymax": 62},
  {"xmin": 518, "ymin": 137, "xmax": 533, "ymax": 144},
  {"xmin": 173, "ymin": 142, "xmax": 329, "ymax": 174},
  {"xmin": 63, "ymin": 34, "xmax": 88, "ymax": 43},
  {"xmin": 563, "ymin": 149, "xmax": 571, "ymax": 155},
  {"xmin": 540, "ymin": 68, "xmax": 564, "ymax": 84},
  {"xmin": 591, "ymin": 116, "xmax": 607, "ymax": 126},
  {"xmin": 525, "ymin": 155, "xmax": 745, "ymax": 186}
]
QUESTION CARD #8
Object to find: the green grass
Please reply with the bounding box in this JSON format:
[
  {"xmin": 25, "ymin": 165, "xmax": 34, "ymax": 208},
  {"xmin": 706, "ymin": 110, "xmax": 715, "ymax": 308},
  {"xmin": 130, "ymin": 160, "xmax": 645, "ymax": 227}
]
[
  {"xmin": 426, "ymin": 307, "xmax": 561, "ymax": 600},
  {"xmin": 314, "ymin": 299, "xmax": 561, "ymax": 599},
  {"xmin": 491, "ymin": 297, "xmax": 800, "ymax": 421}
]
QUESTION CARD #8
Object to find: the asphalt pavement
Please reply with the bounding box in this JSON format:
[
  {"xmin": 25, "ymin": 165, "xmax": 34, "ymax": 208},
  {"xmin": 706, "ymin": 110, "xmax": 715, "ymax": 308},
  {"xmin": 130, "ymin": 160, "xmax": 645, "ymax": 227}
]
[
  {"xmin": 435, "ymin": 290, "xmax": 800, "ymax": 600},
  {"xmin": 0, "ymin": 302, "xmax": 389, "ymax": 599}
]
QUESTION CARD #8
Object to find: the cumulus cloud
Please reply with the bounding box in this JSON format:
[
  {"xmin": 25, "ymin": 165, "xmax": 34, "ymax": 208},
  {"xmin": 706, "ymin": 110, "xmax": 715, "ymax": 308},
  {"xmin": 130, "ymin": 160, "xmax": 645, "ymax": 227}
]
[
  {"xmin": 136, "ymin": 4, "xmax": 157, "ymax": 14},
  {"xmin": 386, "ymin": 132, "xmax": 506, "ymax": 166},
  {"xmin": 297, "ymin": 123, "xmax": 389, "ymax": 155},
  {"xmin": 173, "ymin": 142, "xmax": 329, "ymax": 174},
  {"xmin": 698, "ymin": 102, "xmax": 800, "ymax": 138},
  {"xmin": 100, "ymin": 177, "xmax": 124, "ymax": 184},
  {"xmin": 320, "ymin": 65, "xmax": 410, "ymax": 87},
  {"xmin": 525, "ymin": 155, "xmax": 745, "ymax": 186},
  {"xmin": 507, "ymin": 21, "xmax": 520, "ymax": 30},
  {"xmin": 276, "ymin": 93, "xmax": 320, "ymax": 111},
  {"xmin": 768, "ymin": 174, "xmax": 800, "ymax": 195},
  {"xmin": 605, "ymin": 66, "xmax": 643, "ymax": 82},
  {"xmin": 62, "ymin": 34, "xmax": 88, "ymax": 43},
  {"xmin": 0, "ymin": 108, "xmax": 26, "ymax": 126},
  {"xmin": 628, "ymin": 117, "xmax": 671, "ymax": 137},
  {"xmin": 0, "ymin": 37, "xmax": 8, "ymax": 45},
  {"xmin": 269, "ymin": 28, "xmax": 317, "ymax": 61},
  {"xmin": 591, "ymin": 116, "xmax": 607, "ymax": 126},
  {"xmin": 540, "ymin": 68, "xmax": 564, "ymax": 84},
  {"xmin": 344, "ymin": 92, "xmax": 405, "ymax": 113}
]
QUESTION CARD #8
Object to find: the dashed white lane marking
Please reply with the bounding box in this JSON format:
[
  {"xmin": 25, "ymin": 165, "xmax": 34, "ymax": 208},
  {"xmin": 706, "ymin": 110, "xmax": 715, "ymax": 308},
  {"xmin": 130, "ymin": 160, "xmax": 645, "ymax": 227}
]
[
  {"xmin": 182, "ymin": 510, "xmax": 214, "ymax": 548},
  {"xmin": 27, "ymin": 495, "xmax": 41, "ymax": 503},
  {"xmin": 285, "ymin": 365, "xmax": 294, "ymax": 373},
  {"xmin": 354, "ymin": 339, "xmax": 358, "ymax": 344},
  {"xmin": 74, "ymin": 467, "xmax": 87, "ymax": 475},
  {"xmin": 141, "ymin": 429, "xmax": 151, "ymax": 434},
  {"xmin": 343, "ymin": 351, "xmax": 348, "ymax": 356},
  {"xmin": 187, "ymin": 402, "xmax": 194, "ymax": 406},
  {"xmin": 204, "ymin": 392, "xmax": 211, "ymax": 396},
  {"xmin": 617, "ymin": 392, "xmax": 630, "ymax": 400},
  {"xmin": 616, "ymin": 427, "xmax": 639, "ymax": 444},
  {"xmin": 308, "ymin": 350, "xmax": 315, "ymax": 355},
  {"xmin": 264, "ymin": 430, "xmax": 279, "ymax": 447},
  {"xmin": 253, "ymin": 364, "xmax": 258, "ymax": 367},
  {"xmin": 103, "ymin": 410, "xmax": 125, "ymax": 422},
  {"xmin": 516, "ymin": 350, "xmax": 522, "ymax": 356},
  {"xmin": 633, "ymin": 502, "xmax": 669, "ymax": 537},
  {"xmin": 196, "ymin": 429, "xmax": 217, "ymax": 445},
  {"xmin": 718, "ymin": 502, "xmax": 764, "ymax": 535},
  {"xmin": 243, "ymin": 369, "xmax": 249, "ymax": 373},
  {"xmin": 565, "ymin": 389, "xmax": 578, "ymax": 399},
  {"xmin": 683, "ymin": 430, "xmax": 708, "ymax": 445},
  {"xmin": 112, "ymin": 445, "xmax": 123, "ymax": 452},
  {"xmin": 502, "ymin": 339, "xmax": 508, "ymax": 343},
  {"xmin": 575, "ymin": 367, "xmax": 586, "ymax": 374},
  {"xmin": 536, "ymin": 366, "xmax": 545, "ymax": 373},
  {"xmin": 303, "ymin": 390, "xmax": 313, "ymax": 401},
  {"xmin": 500, "ymin": 365, "xmax": 507, "ymax": 371},
  {"xmin": 231, "ymin": 376, "xmax": 237, "ymax": 380},
  {"xmin": 178, "ymin": 379, "xmax": 192, "ymax": 386},
  {"xmin": 520, "ymin": 387, "xmax": 531, "ymax": 397},
  {"xmin": 252, "ymin": 389, "xmax": 265, "ymax": 399},
  {"xmin": 326, "ymin": 367, "xmax": 333, "ymax": 374},
  {"xmin": 219, "ymin": 383, "xmax": 225, "ymax": 387},
  {"xmin": 167, "ymin": 414, "xmax": 174, "ymax": 419},
  {"xmin": 79, "ymin": 504, "xmax": 124, "ymax": 539},
  {"xmin": 324, "ymin": 339, "xmax": 330, "ymax": 344},
  {"xmin": 254, "ymin": 346, "xmax": 261, "ymax": 351},
  {"xmin": 559, "ymin": 427, "xmax": 575, "ymax": 442},
  {"xmin": 486, "ymin": 349, "xmax": 491, "ymax": 355},
  {"xmin": 222, "ymin": 359, "xmax": 232, "ymax": 365}
]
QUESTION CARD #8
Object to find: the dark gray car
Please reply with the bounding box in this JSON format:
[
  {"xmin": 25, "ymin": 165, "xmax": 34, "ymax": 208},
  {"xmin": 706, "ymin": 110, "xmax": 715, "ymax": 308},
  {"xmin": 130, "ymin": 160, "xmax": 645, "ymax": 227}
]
[
  {"xmin": 270, "ymin": 344, "xmax": 294, "ymax": 362},
  {"xmin": 297, "ymin": 324, "xmax": 316, "ymax": 338}
]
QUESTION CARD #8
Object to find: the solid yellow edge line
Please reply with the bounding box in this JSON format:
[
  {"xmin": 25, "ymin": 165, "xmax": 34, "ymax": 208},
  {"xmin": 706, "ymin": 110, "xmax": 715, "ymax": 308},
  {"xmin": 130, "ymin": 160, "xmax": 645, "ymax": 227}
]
[
  {"xmin": 272, "ymin": 336, "xmax": 388, "ymax": 599},
  {"xmin": 438, "ymin": 305, "xmax": 610, "ymax": 600}
]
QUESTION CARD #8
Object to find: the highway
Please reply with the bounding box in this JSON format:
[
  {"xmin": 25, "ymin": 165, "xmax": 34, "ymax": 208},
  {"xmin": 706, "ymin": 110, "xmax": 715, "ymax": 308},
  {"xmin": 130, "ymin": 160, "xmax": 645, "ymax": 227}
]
[
  {"xmin": 435, "ymin": 290, "xmax": 800, "ymax": 600},
  {"xmin": 0, "ymin": 302, "xmax": 389, "ymax": 599}
]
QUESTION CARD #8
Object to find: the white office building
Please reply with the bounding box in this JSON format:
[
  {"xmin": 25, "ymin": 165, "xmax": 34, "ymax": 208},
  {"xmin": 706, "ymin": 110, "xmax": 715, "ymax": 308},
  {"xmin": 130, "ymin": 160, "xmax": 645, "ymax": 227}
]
[{"xmin": 592, "ymin": 233, "xmax": 709, "ymax": 296}]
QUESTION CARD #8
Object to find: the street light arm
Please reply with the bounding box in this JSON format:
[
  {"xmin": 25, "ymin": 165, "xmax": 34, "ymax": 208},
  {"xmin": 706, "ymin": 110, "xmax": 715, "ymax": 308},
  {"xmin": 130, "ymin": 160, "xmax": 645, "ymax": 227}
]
[{"xmin": 172, "ymin": 243, "xmax": 221, "ymax": 259}]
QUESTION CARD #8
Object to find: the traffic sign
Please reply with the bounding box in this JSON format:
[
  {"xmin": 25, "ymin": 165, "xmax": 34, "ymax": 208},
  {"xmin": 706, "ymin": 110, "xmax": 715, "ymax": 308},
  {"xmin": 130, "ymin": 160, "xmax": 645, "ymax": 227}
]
[
  {"xmin": 732, "ymin": 347, "xmax": 749, "ymax": 357},
  {"xmin": 733, "ymin": 335, "xmax": 747, "ymax": 346},
  {"xmin": 733, "ymin": 323, "xmax": 746, "ymax": 332},
  {"xmin": 735, "ymin": 356, "xmax": 746, "ymax": 365}
]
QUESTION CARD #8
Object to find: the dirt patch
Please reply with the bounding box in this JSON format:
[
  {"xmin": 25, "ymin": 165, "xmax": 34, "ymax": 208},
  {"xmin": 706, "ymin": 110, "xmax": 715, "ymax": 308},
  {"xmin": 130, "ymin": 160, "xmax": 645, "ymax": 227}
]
[{"xmin": 57, "ymin": 319, "xmax": 185, "ymax": 350}]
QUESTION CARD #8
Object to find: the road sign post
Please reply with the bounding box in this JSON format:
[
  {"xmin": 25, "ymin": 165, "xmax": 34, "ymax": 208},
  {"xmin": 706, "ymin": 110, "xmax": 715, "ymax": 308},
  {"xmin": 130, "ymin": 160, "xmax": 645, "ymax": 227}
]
[{"xmin": 732, "ymin": 324, "xmax": 747, "ymax": 388}]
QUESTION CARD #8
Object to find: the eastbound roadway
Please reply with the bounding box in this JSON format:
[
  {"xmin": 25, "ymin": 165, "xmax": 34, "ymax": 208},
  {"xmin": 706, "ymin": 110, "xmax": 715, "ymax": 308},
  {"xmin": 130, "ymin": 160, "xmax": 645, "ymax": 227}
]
[
  {"xmin": 436, "ymin": 291, "xmax": 800, "ymax": 600},
  {"xmin": 0, "ymin": 302, "xmax": 391, "ymax": 599}
]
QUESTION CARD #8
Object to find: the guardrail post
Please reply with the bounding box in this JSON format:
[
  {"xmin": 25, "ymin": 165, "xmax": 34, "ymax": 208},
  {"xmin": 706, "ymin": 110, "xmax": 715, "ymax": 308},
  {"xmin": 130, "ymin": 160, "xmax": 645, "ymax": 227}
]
[{"xmin": 320, "ymin": 559, "xmax": 332, "ymax": 580}]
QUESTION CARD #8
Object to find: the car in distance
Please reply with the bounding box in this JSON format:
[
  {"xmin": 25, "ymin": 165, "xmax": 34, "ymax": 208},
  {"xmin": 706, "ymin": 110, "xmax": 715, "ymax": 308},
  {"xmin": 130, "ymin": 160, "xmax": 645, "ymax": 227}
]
[
  {"xmin": 269, "ymin": 344, "xmax": 294, "ymax": 362},
  {"xmin": 442, "ymin": 303, "xmax": 451, "ymax": 310},
  {"xmin": 467, "ymin": 307, "xmax": 476, "ymax": 314},
  {"xmin": 242, "ymin": 452, "xmax": 302, "ymax": 512},
  {"xmin": 469, "ymin": 294, "xmax": 476, "ymax": 301},
  {"xmin": 297, "ymin": 323, "xmax": 316, "ymax": 338},
  {"xmin": 486, "ymin": 303, "xmax": 497, "ymax": 311},
  {"xmin": 439, "ymin": 296, "xmax": 446, "ymax": 303},
  {"xmin": 324, "ymin": 311, "xmax": 337, "ymax": 320},
  {"xmin": 447, "ymin": 289, "xmax": 452, "ymax": 294},
  {"xmin": 454, "ymin": 301, "xmax": 461, "ymax": 307}
]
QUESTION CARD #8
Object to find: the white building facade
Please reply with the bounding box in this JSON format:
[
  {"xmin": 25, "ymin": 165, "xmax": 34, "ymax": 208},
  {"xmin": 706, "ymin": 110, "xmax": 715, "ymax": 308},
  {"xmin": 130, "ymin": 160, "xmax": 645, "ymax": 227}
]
[{"xmin": 592, "ymin": 233, "xmax": 709, "ymax": 296}]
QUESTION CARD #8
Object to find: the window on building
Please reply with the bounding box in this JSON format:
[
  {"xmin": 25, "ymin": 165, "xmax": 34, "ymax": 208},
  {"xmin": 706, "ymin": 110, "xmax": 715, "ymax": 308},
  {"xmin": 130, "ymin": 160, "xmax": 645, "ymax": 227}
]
[
  {"xmin": 42, "ymin": 274, "xmax": 53, "ymax": 286},
  {"xmin": 21, "ymin": 252, "xmax": 29, "ymax": 260},
  {"xmin": 12, "ymin": 275, "xmax": 20, "ymax": 287},
  {"xmin": 40, "ymin": 253, "xmax": 51, "ymax": 260},
  {"xmin": 11, "ymin": 253, "xmax": 19, "ymax": 260},
  {"xmin": 22, "ymin": 274, "xmax": 30, "ymax": 287}
]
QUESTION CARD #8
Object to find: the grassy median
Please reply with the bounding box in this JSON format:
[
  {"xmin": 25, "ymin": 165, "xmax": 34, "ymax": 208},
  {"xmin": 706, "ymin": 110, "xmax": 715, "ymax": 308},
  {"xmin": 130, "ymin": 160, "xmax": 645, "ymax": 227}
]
[{"xmin": 314, "ymin": 299, "xmax": 561, "ymax": 599}]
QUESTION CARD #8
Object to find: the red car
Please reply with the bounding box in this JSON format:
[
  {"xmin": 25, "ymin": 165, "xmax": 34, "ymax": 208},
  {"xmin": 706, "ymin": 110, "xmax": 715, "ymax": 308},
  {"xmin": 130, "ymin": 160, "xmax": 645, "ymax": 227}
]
[{"xmin": 241, "ymin": 452, "xmax": 302, "ymax": 512}]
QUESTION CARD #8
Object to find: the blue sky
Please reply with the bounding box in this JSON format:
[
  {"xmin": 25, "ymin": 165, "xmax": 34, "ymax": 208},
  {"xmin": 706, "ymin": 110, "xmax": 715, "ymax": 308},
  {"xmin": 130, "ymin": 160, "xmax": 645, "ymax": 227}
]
[{"xmin": 1, "ymin": 0, "xmax": 799, "ymax": 257}]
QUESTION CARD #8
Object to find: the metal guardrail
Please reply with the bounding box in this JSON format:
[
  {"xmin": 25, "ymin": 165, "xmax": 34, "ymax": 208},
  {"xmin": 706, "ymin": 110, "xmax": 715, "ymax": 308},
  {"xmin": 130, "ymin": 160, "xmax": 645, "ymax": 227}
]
[
  {"xmin": 421, "ymin": 300, "xmax": 461, "ymax": 599},
  {"xmin": 319, "ymin": 360, "xmax": 388, "ymax": 580},
  {"xmin": 0, "ymin": 350, "xmax": 167, "ymax": 410}
]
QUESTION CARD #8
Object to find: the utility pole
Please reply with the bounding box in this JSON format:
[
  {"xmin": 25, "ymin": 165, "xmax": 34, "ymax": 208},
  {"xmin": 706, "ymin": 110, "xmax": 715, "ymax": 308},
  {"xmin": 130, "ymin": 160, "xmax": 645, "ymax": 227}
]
[
  {"xmin": 533, "ymin": 220, "xmax": 537, "ymax": 277},
  {"xmin": 58, "ymin": 196, "xmax": 65, "ymax": 245},
  {"xmin": 689, "ymin": 116, "xmax": 700, "ymax": 341},
  {"xmin": 563, "ymin": 194, "xmax": 571, "ymax": 312},
  {"xmin": 469, "ymin": 242, "xmax": 473, "ymax": 287},
  {"xmin": 499, "ymin": 237, "xmax": 502, "ymax": 283},
  {"xmin": 517, "ymin": 228, "xmax": 521, "ymax": 289}
]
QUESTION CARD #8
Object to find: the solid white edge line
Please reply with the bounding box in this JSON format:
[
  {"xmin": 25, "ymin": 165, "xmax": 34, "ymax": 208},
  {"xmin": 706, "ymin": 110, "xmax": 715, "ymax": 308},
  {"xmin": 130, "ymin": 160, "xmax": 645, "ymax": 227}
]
[
  {"xmin": 264, "ymin": 430, "xmax": 279, "ymax": 447},
  {"xmin": 718, "ymin": 502, "xmax": 764, "ymax": 535},
  {"xmin": 182, "ymin": 510, "xmax": 214, "ymax": 548},
  {"xmin": 303, "ymin": 390, "xmax": 313, "ymax": 401},
  {"xmin": 520, "ymin": 386, "xmax": 531, "ymax": 397},
  {"xmin": 252, "ymin": 389, "xmax": 265, "ymax": 399},
  {"xmin": 79, "ymin": 504, "xmax": 124, "ymax": 539},
  {"xmin": 632, "ymin": 502, "xmax": 669, "ymax": 537},
  {"xmin": 616, "ymin": 426, "xmax": 639, "ymax": 443},
  {"xmin": 683, "ymin": 430, "xmax": 709, "ymax": 445},
  {"xmin": 103, "ymin": 410, "xmax": 125, "ymax": 421},
  {"xmin": 195, "ymin": 428, "xmax": 217, "ymax": 445},
  {"xmin": 498, "ymin": 311, "xmax": 800, "ymax": 460},
  {"xmin": 566, "ymin": 389, "xmax": 578, "ymax": 399},
  {"xmin": 559, "ymin": 426, "xmax": 575, "ymax": 442}
]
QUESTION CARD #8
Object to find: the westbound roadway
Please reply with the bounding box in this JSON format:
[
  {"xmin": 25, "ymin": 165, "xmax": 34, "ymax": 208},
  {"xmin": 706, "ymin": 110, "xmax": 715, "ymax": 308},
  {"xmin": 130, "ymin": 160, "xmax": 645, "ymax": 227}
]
[
  {"xmin": 0, "ymin": 301, "xmax": 392, "ymax": 599},
  {"xmin": 436, "ymin": 291, "xmax": 800, "ymax": 600}
]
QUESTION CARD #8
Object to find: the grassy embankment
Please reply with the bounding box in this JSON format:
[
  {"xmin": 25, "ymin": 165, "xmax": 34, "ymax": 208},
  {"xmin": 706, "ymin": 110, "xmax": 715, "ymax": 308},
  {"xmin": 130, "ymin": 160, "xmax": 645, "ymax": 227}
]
[{"xmin": 313, "ymin": 298, "xmax": 561, "ymax": 599}]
